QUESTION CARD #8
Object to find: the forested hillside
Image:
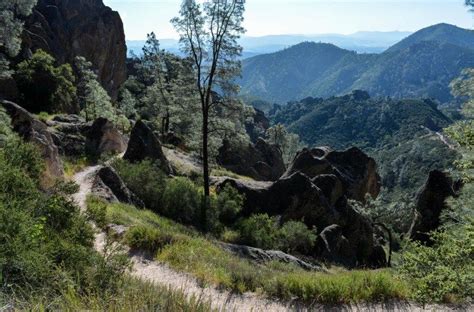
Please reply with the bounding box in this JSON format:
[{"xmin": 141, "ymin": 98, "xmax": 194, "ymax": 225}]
[{"xmin": 240, "ymin": 23, "xmax": 474, "ymax": 104}]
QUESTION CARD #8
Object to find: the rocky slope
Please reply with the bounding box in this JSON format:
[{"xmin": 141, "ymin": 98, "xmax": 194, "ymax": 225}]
[{"xmin": 21, "ymin": 0, "xmax": 127, "ymax": 99}]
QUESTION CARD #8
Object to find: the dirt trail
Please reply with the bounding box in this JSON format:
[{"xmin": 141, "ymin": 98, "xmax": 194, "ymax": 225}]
[
  {"xmin": 72, "ymin": 165, "xmax": 293, "ymax": 311},
  {"xmin": 72, "ymin": 166, "xmax": 469, "ymax": 312}
]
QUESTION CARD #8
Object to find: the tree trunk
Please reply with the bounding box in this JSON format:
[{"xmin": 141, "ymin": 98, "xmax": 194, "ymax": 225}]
[{"xmin": 201, "ymin": 108, "xmax": 210, "ymax": 230}]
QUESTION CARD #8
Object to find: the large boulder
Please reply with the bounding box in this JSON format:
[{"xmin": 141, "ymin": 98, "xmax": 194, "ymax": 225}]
[
  {"xmin": 409, "ymin": 170, "xmax": 461, "ymax": 244},
  {"xmin": 92, "ymin": 166, "xmax": 144, "ymax": 208},
  {"xmin": 245, "ymin": 108, "xmax": 270, "ymax": 143},
  {"xmin": 21, "ymin": 0, "xmax": 127, "ymax": 99},
  {"xmin": 218, "ymin": 171, "xmax": 386, "ymax": 268},
  {"xmin": 1, "ymin": 100, "xmax": 63, "ymax": 179},
  {"xmin": 124, "ymin": 120, "xmax": 172, "ymax": 174},
  {"xmin": 283, "ymin": 147, "xmax": 381, "ymax": 202},
  {"xmin": 85, "ymin": 118, "xmax": 126, "ymax": 159},
  {"xmin": 217, "ymin": 138, "xmax": 285, "ymax": 181}
]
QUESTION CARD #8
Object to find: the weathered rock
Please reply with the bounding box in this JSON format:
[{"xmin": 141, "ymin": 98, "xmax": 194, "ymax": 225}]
[
  {"xmin": 218, "ymin": 171, "xmax": 386, "ymax": 268},
  {"xmin": 92, "ymin": 166, "xmax": 144, "ymax": 208},
  {"xmin": 409, "ymin": 170, "xmax": 461, "ymax": 244},
  {"xmin": 47, "ymin": 115, "xmax": 91, "ymax": 156},
  {"xmin": 220, "ymin": 243, "xmax": 325, "ymax": 271},
  {"xmin": 21, "ymin": 0, "xmax": 127, "ymax": 99},
  {"xmin": 1, "ymin": 100, "xmax": 63, "ymax": 179},
  {"xmin": 217, "ymin": 138, "xmax": 285, "ymax": 181},
  {"xmin": 161, "ymin": 131, "xmax": 184, "ymax": 148},
  {"xmin": 124, "ymin": 120, "xmax": 172, "ymax": 174},
  {"xmin": 85, "ymin": 118, "xmax": 126, "ymax": 159},
  {"xmin": 283, "ymin": 147, "xmax": 381, "ymax": 202}
]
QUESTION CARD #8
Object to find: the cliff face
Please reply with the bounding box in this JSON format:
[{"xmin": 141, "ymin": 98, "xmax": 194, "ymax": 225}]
[{"xmin": 22, "ymin": 0, "xmax": 127, "ymax": 100}]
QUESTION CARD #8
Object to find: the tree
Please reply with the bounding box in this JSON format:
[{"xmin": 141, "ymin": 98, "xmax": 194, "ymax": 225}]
[
  {"xmin": 15, "ymin": 50, "xmax": 77, "ymax": 113},
  {"xmin": 0, "ymin": 0, "xmax": 37, "ymax": 78},
  {"xmin": 75, "ymin": 56, "xmax": 117, "ymax": 122},
  {"xmin": 172, "ymin": 0, "xmax": 246, "ymax": 220},
  {"xmin": 266, "ymin": 124, "xmax": 302, "ymax": 165},
  {"xmin": 118, "ymin": 88, "xmax": 138, "ymax": 119}
]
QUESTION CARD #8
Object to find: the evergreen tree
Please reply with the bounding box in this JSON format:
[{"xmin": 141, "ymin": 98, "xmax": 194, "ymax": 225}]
[
  {"xmin": 266, "ymin": 124, "xmax": 301, "ymax": 165},
  {"xmin": 118, "ymin": 89, "xmax": 137, "ymax": 119},
  {"xmin": 75, "ymin": 56, "xmax": 117, "ymax": 122},
  {"xmin": 172, "ymin": 0, "xmax": 246, "ymax": 216},
  {"xmin": 0, "ymin": 0, "xmax": 37, "ymax": 78}
]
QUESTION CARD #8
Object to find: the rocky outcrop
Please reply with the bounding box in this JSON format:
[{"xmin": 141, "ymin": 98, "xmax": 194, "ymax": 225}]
[
  {"xmin": 220, "ymin": 243, "xmax": 325, "ymax": 271},
  {"xmin": 245, "ymin": 108, "xmax": 270, "ymax": 143},
  {"xmin": 124, "ymin": 120, "xmax": 172, "ymax": 174},
  {"xmin": 85, "ymin": 118, "xmax": 127, "ymax": 159},
  {"xmin": 21, "ymin": 0, "xmax": 127, "ymax": 99},
  {"xmin": 217, "ymin": 147, "xmax": 387, "ymax": 268},
  {"xmin": 47, "ymin": 115, "xmax": 91, "ymax": 156},
  {"xmin": 92, "ymin": 166, "xmax": 144, "ymax": 208},
  {"xmin": 409, "ymin": 170, "xmax": 461, "ymax": 244},
  {"xmin": 1, "ymin": 100, "xmax": 64, "ymax": 179},
  {"xmin": 217, "ymin": 138, "xmax": 285, "ymax": 181},
  {"xmin": 283, "ymin": 147, "xmax": 381, "ymax": 202}
]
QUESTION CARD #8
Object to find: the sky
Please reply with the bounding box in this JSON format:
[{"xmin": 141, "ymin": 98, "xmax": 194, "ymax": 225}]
[{"xmin": 103, "ymin": 0, "xmax": 474, "ymax": 40}]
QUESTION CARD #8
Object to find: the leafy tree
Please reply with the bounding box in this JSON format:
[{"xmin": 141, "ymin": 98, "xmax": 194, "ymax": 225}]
[
  {"xmin": 75, "ymin": 56, "xmax": 117, "ymax": 122},
  {"xmin": 278, "ymin": 221, "xmax": 317, "ymax": 254},
  {"xmin": 172, "ymin": 0, "xmax": 246, "ymax": 219},
  {"xmin": 266, "ymin": 124, "xmax": 302, "ymax": 165},
  {"xmin": 0, "ymin": 0, "xmax": 37, "ymax": 78},
  {"xmin": 15, "ymin": 50, "xmax": 78, "ymax": 113}
]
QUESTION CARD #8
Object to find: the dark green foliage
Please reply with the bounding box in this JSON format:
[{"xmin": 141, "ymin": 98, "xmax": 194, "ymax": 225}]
[
  {"xmin": 15, "ymin": 50, "xmax": 78, "ymax": 113},
  {"xmin": 240, "ymin": 24, "xmax": 474, "ymax": 104},
  {"xmin": 215, "ymin": 184, "xmax": 244, "ymax": 225},
  {"xmin": 0, "ymin": 135, "xmax": 128, "ymax": 299},
  {"xmin": 162, "ymin": 177, "xmax": 202, "ymax": 225},
  {"xmin": 238, "ymin": 214, "xmax": 279, "ymax": 250},
  {"xmin": 278, "ymin": 221, "xmax": 317, "ymax": 254},
  {"xmin": 85, "ymin": 195, "xmax": 108, "ymax": 229},
  {"xmin": 112, "ymin": 158, "xmax": 167, "ymax": 212}
]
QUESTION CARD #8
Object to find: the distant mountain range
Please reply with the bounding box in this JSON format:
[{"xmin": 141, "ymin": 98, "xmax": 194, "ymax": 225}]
[
  {"xmin": 240, "ymin": 23, "xmax": 474, "ymax": 104},
  {"xmin": 126, "ymin": 30, "xmax": 411, "ymax": 58}
]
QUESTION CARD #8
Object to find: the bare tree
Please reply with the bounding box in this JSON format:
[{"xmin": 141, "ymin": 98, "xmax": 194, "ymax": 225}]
[{"xmin": 172, "ymin": 0, "xmax": 245, "ymax": 226}]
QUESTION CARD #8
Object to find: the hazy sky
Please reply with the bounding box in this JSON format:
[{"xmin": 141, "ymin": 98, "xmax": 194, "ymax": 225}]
[{"xmin": 103, "ymin": 0, "xmax": 474, "ymax": 40}]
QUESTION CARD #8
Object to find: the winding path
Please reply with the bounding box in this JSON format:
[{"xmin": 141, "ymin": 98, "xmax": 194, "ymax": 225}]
[{"xmin": 71, "ymin": 166, "xmax": 468, "ymax": 312}]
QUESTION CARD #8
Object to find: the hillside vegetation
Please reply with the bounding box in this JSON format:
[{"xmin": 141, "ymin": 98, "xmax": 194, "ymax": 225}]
[{"xmin": 240, "ymin": 24, "xmax": 474, "ymax": 104}]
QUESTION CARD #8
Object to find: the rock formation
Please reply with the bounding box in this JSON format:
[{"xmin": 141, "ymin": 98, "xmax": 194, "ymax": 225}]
[
  {"xmin": 47, "ymin": 114, "xmax": 91, "ymax": 157},
  {"xmin": 21, "ymin": 0, "xmax": 127, "ymax": 99},
  {"xmin": 245, "ymin": 108, "xmax": 270, "ymax": 143},
  {"xmin": 124, "ymin": 120, "xmax": 172, "ymax": 174},
  {"xmin": 1, "ymin": 100, "xmax": 64, "ymax": 179},
  {"xmin": 85, "ymin": 118, "xmax": 127, "ymax": 159},
  {"xmin": 217, "ymin": 138, "xmax": 285, "ymax": 181},
  {"xmin": 220, "ymin": 243, "xmax": 325, "ymax": 271},
  {"xmin": 217, "ymin": 147, "xmax": 386, "ymax": 268},
  {"xmin": 283, "ymin": 147, "xmax": 381, "ymax": 202},
  {"xmin": 409, "ymin": 170, "xmax": 461, "ymax": 244},
  {"xmin": 92, "ymin": 166, "xmax": 144, "ymax": 208}
]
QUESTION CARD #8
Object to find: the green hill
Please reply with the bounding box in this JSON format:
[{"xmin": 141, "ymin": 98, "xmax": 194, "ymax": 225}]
[
  {"xmin": 240, "ymin": 24, "xmax": 474, "ymax": 104},
  {"xmin": 270, "ymin": 92, "xmax": 458, "ymax": 200}
]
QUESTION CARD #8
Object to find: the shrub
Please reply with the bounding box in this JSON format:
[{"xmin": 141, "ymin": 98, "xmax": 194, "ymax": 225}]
[
  {"xmin": 162, "ymin": 177, "xmax": 201, "ymax": 225},
  {"xmin": 215, "ymin": 184, "xmax": 244, "ymax": 225},
  {"xmin": 238, "ymin": 214, "xmax": 279, "ymax": 250},
  {"xmin": 125, "ymin": 225, "xmax": 173, "ymax": 253},
  {"xmin": 86, "ymin": 195, "xmax": 108, "ymax": 229},
  {"xmin": 112, "ymin": 159, "xmax": 167, "ymax": 212},
  {"xmin": 15, "ymin": 50, "xmax": 77, "ymax": 113},
  {"xmin": 278, "ymin": 220, "xmax": 317, "ymax": 254}
]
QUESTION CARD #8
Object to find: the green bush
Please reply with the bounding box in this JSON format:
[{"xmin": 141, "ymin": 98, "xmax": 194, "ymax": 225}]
[
  {"xmin": 162, "ymin": 177, "xmax": 201, "ymax": 225},
  {"xmin": 278, "ymin": 220, "xmax": 317, "ymax": 254},
  {"xmin": 238, "ymin": 214, "xmax": 279, "ymax": 250},
  {"xmin": 86, "ymin": 195, "xmax": 108, "ymax": 229},
  {"xmin": 125, "ymin": 225, "xmax": 173, "ymax": 253},
  {"xmin": 112, "ymin": 158, "xmax": 167, "ymax": 212},
  {"xmin": 215, "ymin": 184, "xmax": 244, "ymax": 225},
  {"xmin": 15, "ymin": 50, "xmax": 78, "ymax": 113}
]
